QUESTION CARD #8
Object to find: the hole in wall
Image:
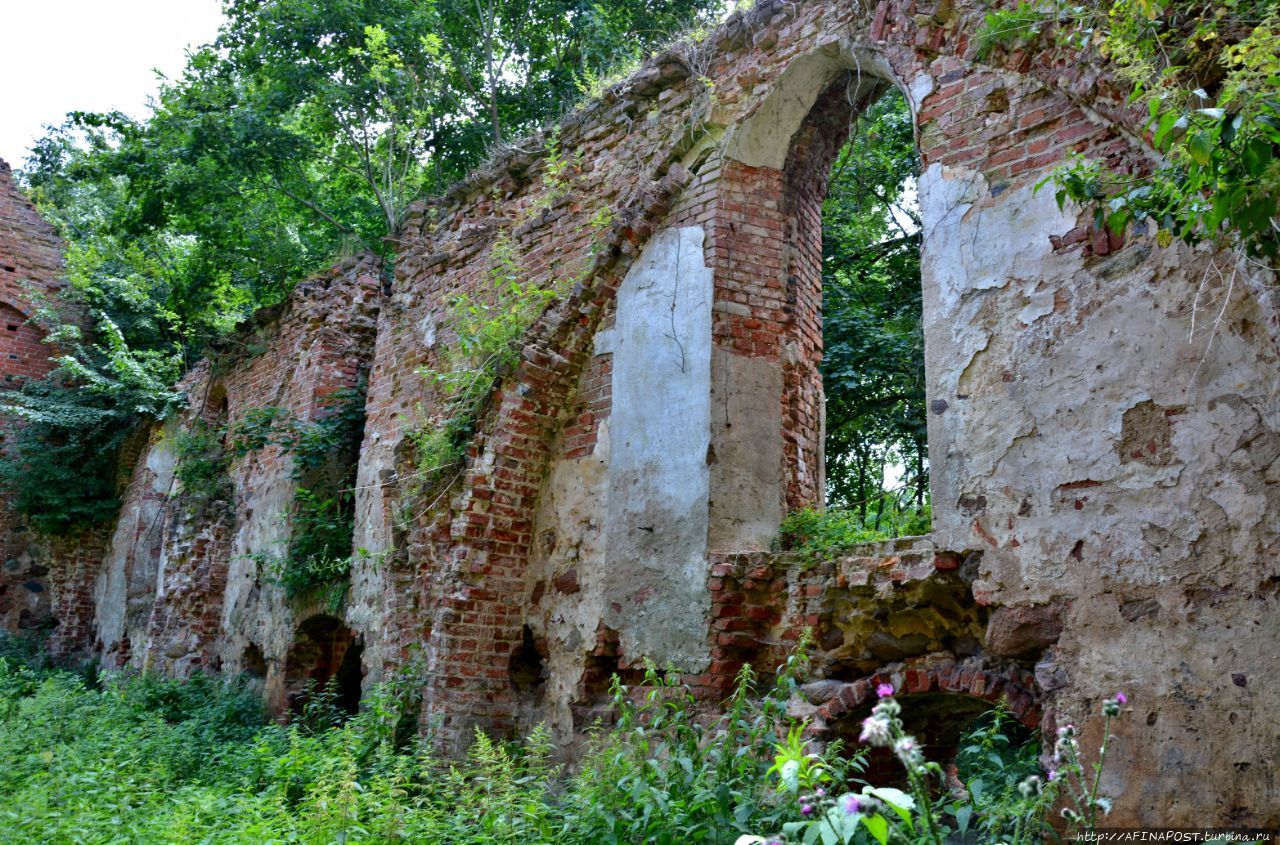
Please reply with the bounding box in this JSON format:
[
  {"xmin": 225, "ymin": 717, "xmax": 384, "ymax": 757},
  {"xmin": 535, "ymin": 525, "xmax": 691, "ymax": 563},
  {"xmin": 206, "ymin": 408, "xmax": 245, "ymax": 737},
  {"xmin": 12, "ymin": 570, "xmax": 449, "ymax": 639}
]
[
  {"xmin": 509, "ymin": 624, "xmax": 547, "ymax": 694},
  {"xmin": 832, "ymin": 693, "xmax": 1035, "ymax": 789},
  {"xmin": 283, "ymin": 614, "xmax": 363, "ymax": 717},
  {"xmin": 241, "ymin": 642, "xmax": 268, "ymax": 679}
]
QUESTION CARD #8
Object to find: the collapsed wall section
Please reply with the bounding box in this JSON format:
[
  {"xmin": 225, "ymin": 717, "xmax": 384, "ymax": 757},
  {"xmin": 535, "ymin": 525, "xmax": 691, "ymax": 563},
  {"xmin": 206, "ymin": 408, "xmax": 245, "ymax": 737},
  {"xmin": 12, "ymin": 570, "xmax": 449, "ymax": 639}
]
[
  {"xmin": 91, "ymin": 255, "xmax": 382, "ymax": 704},
  {"xmin": 0, "ymin": 158, "xmax": 108, "ymax": 656}
]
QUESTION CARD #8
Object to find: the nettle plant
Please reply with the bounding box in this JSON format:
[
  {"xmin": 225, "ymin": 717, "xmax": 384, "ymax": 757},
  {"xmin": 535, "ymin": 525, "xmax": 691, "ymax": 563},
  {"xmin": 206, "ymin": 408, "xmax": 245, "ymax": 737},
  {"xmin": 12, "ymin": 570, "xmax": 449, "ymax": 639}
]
[{"xmin": 746, "ymin": 687, "xmax": 1128, "ymax": 845}]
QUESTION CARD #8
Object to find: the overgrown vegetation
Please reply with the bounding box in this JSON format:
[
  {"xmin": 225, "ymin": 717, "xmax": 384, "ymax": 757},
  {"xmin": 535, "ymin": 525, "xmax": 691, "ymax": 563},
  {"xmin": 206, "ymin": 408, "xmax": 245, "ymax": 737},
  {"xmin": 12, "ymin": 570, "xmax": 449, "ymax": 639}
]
[
  {"xmin": 776, "ymin": 504, "xmax": 933, "ymax": 561},
  {"xmin": 0, "ymin": 634, "xmax": 1089, "ymax": 845},
  {"xmin": 0, "ymin": 314, "xmax": 183, "ymax": 533},
  {"xmin": 806, "ymin": 87, "xmax": 929, "ymax": 547},
  {"xmin": 172, "ymin": 421, "xmax": 233, "ymax": 512},
  {"xmin": 977, "ymin": 0, "xmax": 1279, "ymax": 261},
  {"xmin": 231, "ymin": 385, "xmax": 370, "ymax": 598},
  {"xmin": 1, "ymin": 0, "xmax": 727, "ymax": 537},
  {"xmin": 404, "ymin": 235, "xmax": 559, "ymax": 502},
  {"xmin": 749, "ymin": 686, "xmax": 1126, "ymax": 845}
]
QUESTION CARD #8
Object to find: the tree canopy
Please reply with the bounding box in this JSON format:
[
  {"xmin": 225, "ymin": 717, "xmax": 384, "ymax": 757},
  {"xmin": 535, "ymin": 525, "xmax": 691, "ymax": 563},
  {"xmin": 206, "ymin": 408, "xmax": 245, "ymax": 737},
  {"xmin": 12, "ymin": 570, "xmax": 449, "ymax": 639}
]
[
  {"xmin": 820, "ymin": 89, "xmax": 927, "ymax": 530},
  {"xmin": 4, "ymin": 0, "xmax": 726, "ymax": 533}
]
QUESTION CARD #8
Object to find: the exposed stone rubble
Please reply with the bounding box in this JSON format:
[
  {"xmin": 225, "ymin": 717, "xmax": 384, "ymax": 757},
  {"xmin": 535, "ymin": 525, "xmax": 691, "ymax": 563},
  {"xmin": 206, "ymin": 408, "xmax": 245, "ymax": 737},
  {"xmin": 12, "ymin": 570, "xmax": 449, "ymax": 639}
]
[{"xmin": 0, "ymin": 0, "xmax": 1277, "ymax": 826}]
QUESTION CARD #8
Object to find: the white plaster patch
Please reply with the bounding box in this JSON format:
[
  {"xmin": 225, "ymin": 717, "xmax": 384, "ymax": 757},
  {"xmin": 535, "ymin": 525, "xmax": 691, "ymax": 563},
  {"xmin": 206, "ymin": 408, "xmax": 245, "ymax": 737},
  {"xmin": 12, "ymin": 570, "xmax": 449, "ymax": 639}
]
[
  {"xmin": 603, "ymin": 226, "xmax": 713, "ymax": 670},
  {"xmin": 906, "ymin": 73, "xmax": 935, "ymax": 126}
]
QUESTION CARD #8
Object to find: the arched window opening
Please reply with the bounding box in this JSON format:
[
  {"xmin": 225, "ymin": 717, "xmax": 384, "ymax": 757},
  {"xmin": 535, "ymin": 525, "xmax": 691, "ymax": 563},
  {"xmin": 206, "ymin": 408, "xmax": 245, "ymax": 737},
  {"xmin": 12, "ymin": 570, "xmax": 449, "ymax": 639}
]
[{"xmin": 820, "ymin": 87, "xmax": 929, "ymax": 536}]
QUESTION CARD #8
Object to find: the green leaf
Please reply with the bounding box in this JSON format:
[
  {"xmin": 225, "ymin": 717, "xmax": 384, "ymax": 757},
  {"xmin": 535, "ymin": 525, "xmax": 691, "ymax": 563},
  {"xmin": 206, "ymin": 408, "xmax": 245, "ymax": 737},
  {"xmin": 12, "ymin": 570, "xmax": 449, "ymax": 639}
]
[
  {"xmin": 1187, "ymin": 131, "xmax": 1214, "ymax": 165},
  {"xmin": 862, "ymin": 813, "xmax": 889, "ymax": 845},
  {"xmin": 1152, "ymin": 110, "xmax": 1179, "ymax": 149}
]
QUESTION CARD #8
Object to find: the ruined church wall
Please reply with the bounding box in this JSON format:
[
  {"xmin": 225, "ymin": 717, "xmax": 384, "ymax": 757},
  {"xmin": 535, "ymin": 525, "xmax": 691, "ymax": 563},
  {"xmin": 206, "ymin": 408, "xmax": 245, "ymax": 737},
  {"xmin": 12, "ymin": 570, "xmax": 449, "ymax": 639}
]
[
  {"xmin": 90, "ymin": 255, "xmax": 382, "ymax": 694},
  {"xmin": 0, "ymin": 0, "xmax": 1276, "ymax": 826},
  {"xmin": 354, "ymin": 0, "xmax": 1278, "ymax": 824},
  {"xmin": 0, "ymin": 159, "xmax": 110, "ymax": 655}
]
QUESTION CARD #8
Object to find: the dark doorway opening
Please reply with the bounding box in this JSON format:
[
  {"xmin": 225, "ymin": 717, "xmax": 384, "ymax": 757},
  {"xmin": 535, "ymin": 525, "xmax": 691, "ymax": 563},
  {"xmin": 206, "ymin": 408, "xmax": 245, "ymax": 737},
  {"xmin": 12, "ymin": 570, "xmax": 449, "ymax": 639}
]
[{"xmin": 284, "ymin": 614, "xmax": 363, "ymax": 718}]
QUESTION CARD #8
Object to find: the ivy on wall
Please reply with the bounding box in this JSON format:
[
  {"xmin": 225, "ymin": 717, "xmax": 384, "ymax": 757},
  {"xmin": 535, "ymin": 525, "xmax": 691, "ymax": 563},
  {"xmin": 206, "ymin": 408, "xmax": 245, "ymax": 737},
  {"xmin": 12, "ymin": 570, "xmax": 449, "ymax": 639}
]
[{"xmin": 170, "ymin": 384, "xmax": 369, "ymax": 600}]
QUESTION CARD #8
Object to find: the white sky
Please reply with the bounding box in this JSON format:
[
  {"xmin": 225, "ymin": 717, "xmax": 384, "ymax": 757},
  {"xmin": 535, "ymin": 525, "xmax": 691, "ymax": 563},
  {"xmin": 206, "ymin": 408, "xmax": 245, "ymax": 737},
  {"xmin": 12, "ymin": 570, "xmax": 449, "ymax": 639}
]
[{"xmin": 0, "ymin": 0, "xmax": 226, "ymax": 168}]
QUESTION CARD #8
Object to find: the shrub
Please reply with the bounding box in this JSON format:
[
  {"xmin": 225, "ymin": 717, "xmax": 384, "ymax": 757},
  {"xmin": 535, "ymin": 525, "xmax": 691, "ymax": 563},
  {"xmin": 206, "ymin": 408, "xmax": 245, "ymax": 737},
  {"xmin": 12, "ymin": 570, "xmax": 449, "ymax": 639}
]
[
  {"xmin": 0, "ymin": 638, "xmax": 1129, "ymax": 845},
  {"xmin": 777, "ymin": 503, "xmax": 931, "ymax": 562}
]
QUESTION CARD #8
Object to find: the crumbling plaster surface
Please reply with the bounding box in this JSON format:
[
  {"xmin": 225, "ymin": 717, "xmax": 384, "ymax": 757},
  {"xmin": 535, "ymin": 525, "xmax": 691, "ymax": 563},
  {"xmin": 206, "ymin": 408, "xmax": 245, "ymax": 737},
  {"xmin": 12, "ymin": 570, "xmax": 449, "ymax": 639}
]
[
  {"xmin": 919, "ymin": 158, "xmax": 1280, "ymax": 591},
  {"xmin": 93, "ymin": 423, "xmax": 176, "ymax": 667},
  {"xmin": 599, "ymin": 225, "xmax": 714, "ymax": 670},
  {"xmin": 523, "ymin": 422, "xmax": 611, "ymax": 741},
  {"xmin": 918, "ymin": 155, "xmax": 1280, "ymax": 822}
]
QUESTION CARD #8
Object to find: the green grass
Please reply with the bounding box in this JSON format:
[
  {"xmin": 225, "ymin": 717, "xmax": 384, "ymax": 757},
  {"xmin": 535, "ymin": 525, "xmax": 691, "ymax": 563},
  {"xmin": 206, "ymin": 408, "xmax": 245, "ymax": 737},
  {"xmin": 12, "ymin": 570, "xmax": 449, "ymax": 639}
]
[{"xmin": 0, "ymin": 643, "xmax": 823, "ymax": 844}]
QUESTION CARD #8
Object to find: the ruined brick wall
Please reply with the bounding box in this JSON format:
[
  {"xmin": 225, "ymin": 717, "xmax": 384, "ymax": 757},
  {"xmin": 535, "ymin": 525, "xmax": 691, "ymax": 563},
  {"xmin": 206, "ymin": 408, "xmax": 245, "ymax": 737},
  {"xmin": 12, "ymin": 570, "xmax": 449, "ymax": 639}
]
[
  {"xmin": 91, "ymin": 255, "xmax": 382, "ymax": 696},
  {"xmin": 347, "ymin": 0, "xmax": 1277, "ymax": 825},
  {"xmin": 0, "ymin": 159, "xmax": 62, "ymax": 386},
  {"xmin": 0, "ymin": 159, "xmax": 109, "ymax": 655},
  {"xmin": 1, "ymin": 0, "xmax": 1276, "ymax": 825}
]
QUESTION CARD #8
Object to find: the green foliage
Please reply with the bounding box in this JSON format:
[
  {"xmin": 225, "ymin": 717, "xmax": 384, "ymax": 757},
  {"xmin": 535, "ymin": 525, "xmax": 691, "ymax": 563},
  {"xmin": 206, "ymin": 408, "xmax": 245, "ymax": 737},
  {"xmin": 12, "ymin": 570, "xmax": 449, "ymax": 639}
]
[
  {"xmin": 407, "ymin": 235, "xmax": 558, "ymax": 495},
  {"xmin": 777, "ymin": 503, "xmax": 932, "ymax": 562},
  {"xmin": 951, "ymin": 702, "xmax": 1045, "ymax": 841},
  {"xmin": 1034, "ymin": 1, "xmax": 1280, "ymax": 260},
  {"xmin": 172, "ymin": 422, "xmax": 233, "ymax": 510},
  {"xmin": 228, "ymin": 386, "xmax": 367, "ymax": 477},
  {"xmin": 757, "ymin": 690, "xmax": 1127, "ymax": 845},
  {"xmin": 257, "ymin": 489, "xmax": 358, "ymax": 598},
  {"xmin": 0, "ymin": 638, "xmax": 859, "ymax": 844},
  {"xmin": 564, "ymin": 650, "xmax": 859, "ymax": 844},
  {"xmin": 821, "ymin": 89, "xmax": 928, "ymax": 519},
  {"xmin": 0, "ymin": 313, "xmax": 184, "ymax": 533},
  {"xmin": 227, "ymin": 387, "xmax": 368, "ymax": 598},
  {"xmin": 975, "ymin": 1, "xmax": 1053, "ymax": 58}
]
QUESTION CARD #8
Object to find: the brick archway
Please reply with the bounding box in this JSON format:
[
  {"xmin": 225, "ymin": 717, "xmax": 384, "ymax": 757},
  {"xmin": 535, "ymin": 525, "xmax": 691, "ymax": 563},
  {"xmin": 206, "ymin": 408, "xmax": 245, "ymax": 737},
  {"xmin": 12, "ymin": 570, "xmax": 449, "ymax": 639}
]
[{"xmin": 806, "ymin": 660, "xmax": 1042, "ymax": 733}]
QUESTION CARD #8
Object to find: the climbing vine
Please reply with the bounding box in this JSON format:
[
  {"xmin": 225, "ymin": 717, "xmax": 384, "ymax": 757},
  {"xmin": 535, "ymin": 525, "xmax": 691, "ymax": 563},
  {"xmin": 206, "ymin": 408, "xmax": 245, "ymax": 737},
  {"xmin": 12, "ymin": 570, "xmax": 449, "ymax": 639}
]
[
  {"xmin": 405, "ymin": 234, "xmax": 559, "ymax": 505},
  {"xmin": 172, "ymin": 384, "xmax": 369, "ymax": 599},
  {"xmin": 171, "ymin": 422, "xmax": 233, "ymax": 514}
]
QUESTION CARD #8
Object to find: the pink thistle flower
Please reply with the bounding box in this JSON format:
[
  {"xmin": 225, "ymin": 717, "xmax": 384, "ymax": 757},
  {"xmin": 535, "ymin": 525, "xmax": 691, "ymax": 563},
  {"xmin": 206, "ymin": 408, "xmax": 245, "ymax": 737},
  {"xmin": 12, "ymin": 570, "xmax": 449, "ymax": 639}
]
[
  {"xmin": 876, "ymin": 683, "xmax": 894, "ymax": 698},
  {"xmin": 859, "ymin": 715, "xmax": 892, "ymax": 746},
  {"xmin": 841, "ymin": 794, "xmax": 863, "ymax": 815},
  {"xmin": 1115, "ymin": 692, "xmax": 1127, "ymax": 704}
]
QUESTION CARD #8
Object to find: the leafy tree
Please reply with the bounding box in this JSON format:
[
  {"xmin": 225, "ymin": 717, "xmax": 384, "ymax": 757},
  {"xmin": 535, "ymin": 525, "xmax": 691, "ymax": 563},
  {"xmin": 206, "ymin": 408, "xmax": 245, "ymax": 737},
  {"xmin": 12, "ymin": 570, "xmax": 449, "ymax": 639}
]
[
  {"xmin": 2, "ymin": 0, "xmax": 725, "ymax": 534},
  {"xmin": 821, "ymin": 90, "xmax": 927, "ymax": 524}
]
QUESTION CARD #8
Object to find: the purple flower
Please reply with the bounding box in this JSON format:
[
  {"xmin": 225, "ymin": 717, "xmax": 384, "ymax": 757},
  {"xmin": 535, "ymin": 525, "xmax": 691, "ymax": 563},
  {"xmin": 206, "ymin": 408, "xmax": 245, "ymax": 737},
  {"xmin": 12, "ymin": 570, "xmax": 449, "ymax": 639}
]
[
  {"xmin": 1048, "ymin": 767, "xmax": 1058, "ymax": 781},
  {"xmin": 1115, "ymin": 692, "xmax": 1128, "ymax": 704},
  {"xmin": 815, "ymin": 787, "xmax": 826, "ymax": 798},
  {"xmin": 841, "ymin": 794, "xmax": 863, "ymax": 815},
  {"xmin": 876, "ymin": 683, "xmax": 895, "ymax": 698},
  {"xmin": 801, "ymin": 804, "xmax": 814, "ymax": 817}
]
